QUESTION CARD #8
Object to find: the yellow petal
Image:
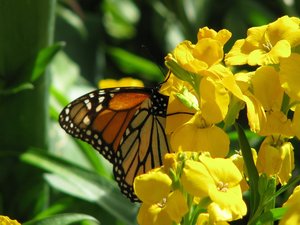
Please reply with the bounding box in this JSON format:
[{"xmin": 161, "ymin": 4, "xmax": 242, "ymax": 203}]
[
  {"xmin": 134, "ymin": 168, "xmax": 172, "ymax": 204},
  {"xmin": 165, "ymin": 94, "xmax": 195, "ymax": 134},
  {"xmin": 137, "ymin": 203, "xmax": 172, "ymax": 225},
  {"xmin": 247, "ymin": 49, "xmax": 267, "ymax": 65},
  {"xmin": 194, "ymin": 38, "xmax": 224, "ymax": 67},
  {"xmin": 257, "ymin": 136, "xmax": 283, "ymax": 176},
  {"xmin": 98, "ymin": 77, "xmax": 144, "ymax": 88},
  {"xmin": 279, "ymin": 186, "xmax": 300, "ymax": 225},
  {"xmin": 225, "ymin": 39, "xmax": 250, "ymax": 66},
  {"xmin": 0, "ymin": 216, "xmax": 21, "ymax": 225},
  {"xmin": 243, "ymin": 91, "xmax": 267, "ymax": 133},
  {"xmin": 181, "ymin": 160, "xmax": 214, "ymax": 197},
  {"xmin": 251, "ymin": 66, "xmax": 283, "ymax": 111},
  {"xmin": 221, "ymin": 74, "xmax": 245, "ymax": 101},
  {"xmin": 200, "ymin": 156, "xmax": 243, "ymax": 187},
  {"xmin": 256, "ymin": 136, "xmax": 295, "ymax": 184},
  {"xmin": 277, "ymin": 141, "xmax": 294, "ymax": 185},
  {"xmin": 259, "ymin": 111, "xmax": 294, "ymax": 137},
  {"xmin": 165, "ymin": 190, "xmax": 188, "ymax": 223},
  {"xmin": 197, "ymin": 27, "xmax": 231, "ymax": 45},
  {"xmin": 173, "ymin": 40, "xmax": 208, "ymax": 74},
  {"xmin": 170, "ymin": 115, "xmax": 229, "ymax": 157},
  {"xmin": 200, "ymin": 76, "xmax": 230, "ymax": 123},
  {"xmin": 280, "ymin": 53, "xmax": 300, "ymax": 100},
  {"xmin": 208, "ymin": 186, "xmax": 247, "ymax": 222}
]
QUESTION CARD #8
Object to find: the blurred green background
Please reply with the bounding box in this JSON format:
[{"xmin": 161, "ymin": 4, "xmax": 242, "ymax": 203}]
[{"xmin": 0, "ymin": 0, "xmax": 299, "ymax": 224}]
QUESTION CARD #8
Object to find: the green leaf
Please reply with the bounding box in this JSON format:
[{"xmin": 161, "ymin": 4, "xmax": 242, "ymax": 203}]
[
  {"xmin": 107, "ymin": 47, "xmax": 163, "ymax": 82},
  {"xmin": 21, "ymin": 148, "xmax": 138, "ymax": 225},
  {"xmin": 56, "ymin": 4, "xmax": 88, "ymax": 39},
  {"xmin": 255, "ymin": 207, "xmax": 288, "ymax": 225},
  {"xmin": 0, "ymin": 82, "xmax": 34, "ymax": 95},
  {"xmin": 33, "ymin": 198, "xmax": 75, "ymax": 219},
  {"xmin": 23, "ymin": 213, "xmax": 99, "ymax": 225},
  {"xmin": 176, "ymin": 87, "xmax": 199, "ymax": 110},
  {"xmin": 31, "ymin": 42, "xmax": 65, "ymax": 82},
  {"xmin": 234, "ymin": 123, "xmax": 260, "ymax": 216},
  {"xmin": 0, "ymin": 42, "xmax": 63, "ymax": 95},
  {"xmin": 102, "ymin": 0, "xmax": 139, "ymax": 39}
]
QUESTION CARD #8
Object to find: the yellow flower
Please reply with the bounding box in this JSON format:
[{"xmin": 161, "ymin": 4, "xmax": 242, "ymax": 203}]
[
  {"xmin": 134, "ymin": 167, "xmax": 188, "ymax": 225},
  {"xmin": 98, "ymin": 77, "xmax": 144, "ymax": 88},
  {"xmin": 196, "ymin": 213, "xmax": 230, "ymax": 225},
  {"xmin": 137, "ymin": 203, "xmax": 172, "ymax": 225},
  {"xmin": 170, "ymin": 27, "xmax": 231, "ymax": 75},
  {"xmin": 181, "ymin": 159, "xmax": 215, "ymax": 197},
  {"xmin": 251, "ymin": 66, "xmax": 283, "ymax": 112},
  {"xmin": 164, "ymin": 28, "xmax": 245, "ymax": 136},
  {"xmin": 203, "ymin": 158, "xmax": 247, "ymax": 221},
  {"xmin": 165, "ymin": 190, "xmax": 189, "ymax": 223},
  {"xmin": 200, "ymin": 75, "xmax": 230, "ymax": 124},
  {"xmin": 279, "ymin": 185, "xmax": 300, "ymax": 225},
  {"xmin": 225, "ymin": 16, "xmax": 300, "ymax": 66},
  {"xmin": 134, "ymin": 168, "xmax": 172, "ymax": 204},
  {"xmin": 250, "ymin": 66, "xmax": 293, "ymax": 136},
  {"xmin": 170, "ymin": 112, "xmax": 230, "ymax": 157},
  {"xmin": 259, "ymin": 111, "xmax": 294, "ymax": 137},
  {"xmin": 172, "ymin": 40, "xmax": 208, "ymax": 74},
  {"xmin": 0, "ymin": 216, "xmax": 21, "ymax": 225},
  {"xmin": 197, "ymin": 27, "xmax": 231, "ymax": 47},
  {"xmin": 256, "ymin": 135, "xmax": 295, "ymax": 185},
  {"xmin": 231, "ymin": 71, "xmax": 267, "ymax": 133},
  {"xmin": 279, "ymin": 53, "xmax": 300, "ymax": 101},
  {"xmin": 181, "ymin": 156, "xmax": 247, "ymax": 222}
]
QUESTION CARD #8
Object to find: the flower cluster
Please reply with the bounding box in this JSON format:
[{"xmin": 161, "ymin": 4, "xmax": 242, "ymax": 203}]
[
  {"xmin": 134, "ymin": 152, "xmax": 247, "ymax": 225},
  {"xmin": 134, "ymin": 15, "xmax": 300, "ymax": 225}
]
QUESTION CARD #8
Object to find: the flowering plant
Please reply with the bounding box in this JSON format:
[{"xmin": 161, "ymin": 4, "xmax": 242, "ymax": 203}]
[{"xmin": 134, "ymin": 15, "xmax": 300, "ymax": 225}]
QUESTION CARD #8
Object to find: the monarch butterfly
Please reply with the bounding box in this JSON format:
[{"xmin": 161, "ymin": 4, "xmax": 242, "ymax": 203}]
[{"xmin": 59, "ymin": 85, "xmax": 171, "ymax": 202}]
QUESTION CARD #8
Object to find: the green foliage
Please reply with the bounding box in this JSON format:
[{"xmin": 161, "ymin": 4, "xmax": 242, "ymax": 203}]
[
  {"xmin": 1, "ymin": 1, "xmax": 300, "ymax": 225},
  {"xmin": 23, "ymin": 213, "xmax": 99, "ymax": 225},
  {"xmin": 21, "ymin": 148, "xmax": 138, "ymax": 224}
]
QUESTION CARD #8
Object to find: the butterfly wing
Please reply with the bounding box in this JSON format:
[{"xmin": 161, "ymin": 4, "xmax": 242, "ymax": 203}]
[
  {"xmin": 59, "ymin": 88, "xmax": 153, "ymax": 162},
  {"xmin": 113, "ymin": 89, "xmax": 170, "ymax": 201},
  {"xmin": 59, "ymin": 87, "xmax": 171, "ymax": 201}
]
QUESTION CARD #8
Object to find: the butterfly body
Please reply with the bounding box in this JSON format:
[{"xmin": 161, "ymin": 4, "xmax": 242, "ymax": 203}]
[{"xmin": 59, "ymin": 86, "xmax": 171, "ymax": 201}]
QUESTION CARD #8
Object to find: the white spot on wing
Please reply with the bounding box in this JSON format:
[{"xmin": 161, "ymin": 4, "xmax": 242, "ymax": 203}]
[
  {"xmin": 83, "ymin": 116, "xmax": 91, "ymax": 125},
  {"xmin": 65, "ymin": 108, "xmax": 70, "ymax": 115},
  {"xmin": 84, "ymin": 99, "xmax": 92, "ymax": 110},
  {"xmin": 96, "ymin": 104, "xmax": 103, "ymax": 112},
  {"xmin": 98, "ymin": 96, "xmax": 105, "ymax": 103}
]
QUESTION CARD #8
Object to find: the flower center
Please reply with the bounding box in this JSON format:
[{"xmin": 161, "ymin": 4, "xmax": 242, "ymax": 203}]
[
  {"xmin": 262, "ymin": 41, "xmax": 273, "ymax": 52},
  {"xmin": 157, "ymin": 197, "xmax": 167, "ymax": 208},
  {"xmin": 217, "ymin": 181, "xmax": 229, "ymax": 192}
]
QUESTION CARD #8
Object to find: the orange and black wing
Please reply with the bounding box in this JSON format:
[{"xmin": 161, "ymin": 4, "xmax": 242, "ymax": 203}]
[
  {"xmin": 113, "ymin": 88, "xmax": 171, "ymax": 201},
  {"xmin": 59, "ymin": 87, "xmax": 171, "ymax": 201},
  {"xmin": 59, "ymin": 87, "xmax": 155, "ymax": 163}
]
